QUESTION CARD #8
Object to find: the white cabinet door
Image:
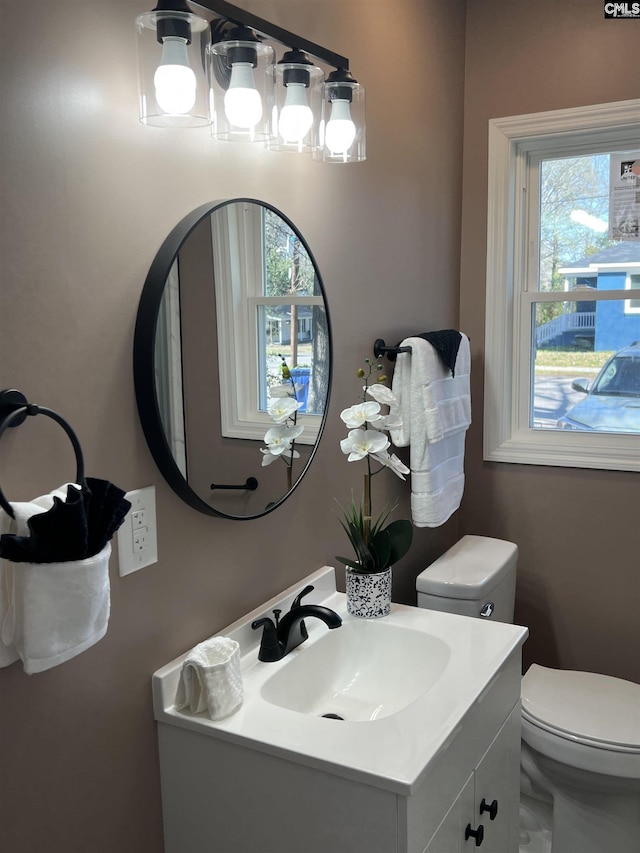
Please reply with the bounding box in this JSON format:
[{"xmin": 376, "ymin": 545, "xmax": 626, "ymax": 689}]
[
  {"xmin": 478, "ymin": 706, "xmax": 521, "ymax": 852},
  {"xmin": 423, "ymin": 708, "xmax": 521, "ymax": 853},
  {"xmin": 423, "ymin": 774, "xmax": 474, "ymax": 853}
]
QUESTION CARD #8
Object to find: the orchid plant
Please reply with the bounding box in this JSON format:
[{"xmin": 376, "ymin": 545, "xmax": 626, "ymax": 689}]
[
  {"xmin": 260, "ymin": 356, "xmax": 304, "ymax": 492},
  {"xmin": 336, "ymin": 359, "xmax": 413, "ymax": 574}
]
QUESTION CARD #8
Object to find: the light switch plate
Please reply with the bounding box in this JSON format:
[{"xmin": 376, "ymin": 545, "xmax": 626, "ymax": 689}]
[{"xmin": 117, "ymin": 486, "xmax": 158, "ymax": 576}]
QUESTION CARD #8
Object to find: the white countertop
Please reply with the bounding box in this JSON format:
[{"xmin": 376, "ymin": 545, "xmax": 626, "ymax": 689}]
[{"xmin": 152, "ymin": 566, "xmax": 528, "ymax": 795}]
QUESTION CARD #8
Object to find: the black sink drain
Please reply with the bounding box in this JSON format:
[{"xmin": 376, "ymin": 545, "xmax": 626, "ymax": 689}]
[{"xmin": 321, "ymin": 712, "xmax": 344, "ymax": 720}]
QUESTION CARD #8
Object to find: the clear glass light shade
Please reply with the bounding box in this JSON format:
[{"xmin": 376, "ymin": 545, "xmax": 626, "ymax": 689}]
[
  {"xmin": 315, "ymin": 79, "xmax": 366, "ymax": 163},
  {"xmin": 136, "ymin": 10, "xmax": 211, "ymax": 128},
  {"xmin": 210, "ymin": 40, "xmax": 275, "ymax": 142},
  {"xmin": 268, "ymin": 61, "xmax": 323, "ymax": 154}
]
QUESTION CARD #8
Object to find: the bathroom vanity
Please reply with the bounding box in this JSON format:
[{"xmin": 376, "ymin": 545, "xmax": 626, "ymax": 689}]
[{"xmin": 152, "ymin": 567, "xmax": 528, "ymax": 853}]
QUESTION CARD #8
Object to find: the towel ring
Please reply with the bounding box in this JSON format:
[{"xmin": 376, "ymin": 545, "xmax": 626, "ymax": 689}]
[{"xmin": 0, "ymin": 389, "xmax": 86, "ymax": 519}]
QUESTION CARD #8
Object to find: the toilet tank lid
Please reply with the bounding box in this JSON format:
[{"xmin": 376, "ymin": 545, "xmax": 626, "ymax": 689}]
[
  {"xmin": 522, "ymin": 664, "xmax": 640, "ymax": 749},
  {"xmin": 416, "ymin": 535, "xmax": 517, "ymax": 600}
]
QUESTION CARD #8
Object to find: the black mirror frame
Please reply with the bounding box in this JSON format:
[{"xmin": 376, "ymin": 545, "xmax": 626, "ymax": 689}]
[{"xmin": 133, "ymin": 198, "xmax": 332, "ymax": 520}]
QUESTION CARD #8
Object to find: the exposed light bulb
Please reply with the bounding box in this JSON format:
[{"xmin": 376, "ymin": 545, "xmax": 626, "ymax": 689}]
[
  {"xmin": 278, "ymin": 83, "xmax": 313, "ymax": 144},
  {"xmin": 154, "ymin": 36, "xmax": 196, "ymax": 115},
  {"xmin": 224, "ymin": 63, "xmax": 263, "ymax": 129},
  {"xmin": 325, "ymin": 99, "xmax": 356, "ymax": 155}
]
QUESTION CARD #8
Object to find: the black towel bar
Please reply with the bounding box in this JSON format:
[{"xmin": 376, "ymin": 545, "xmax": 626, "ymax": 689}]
[
  {"xmin": 210, "ymin": 477, "xmax": 259, "ymax": 492},
  {"xmin": 374, "ymin": 333, "xmax": 470, "ymax": 362},
  {"xmin": 373, "ymin": 339, "xmax": 411, "ymax": 361}
]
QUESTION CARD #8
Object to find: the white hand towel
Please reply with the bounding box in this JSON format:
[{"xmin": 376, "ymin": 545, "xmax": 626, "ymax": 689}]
[
  {"xmin": 423, "ymin": 336, "xmax": 471, "ymax": 442},
  {"xmin": 389, "ymin": 335, "xmax": 471, "ymax": 528},
  {"xmin": 0, "ymin": 497, "xmax": 57, "ymax": 668},
  {"xmin": 388, "ymin": 347, "xmax": 413, "ymax": 448},
  {"xmin": 175, "ymin": 636, "xmax": 243, "ymax": 720},
  {"xmin": 0, "ymin": 508, "xmax": 20, "ymax": 667},
  {"xmin": 1, "ymin": 486, "xmax": 111, "ymax": 674},
  {"xmin": 12, "ymin": 543, "xmax": 111, "ymax": 674},
  {"xmin": 411, "ymin": 472, "xmax": 465, "ymax": 528}
]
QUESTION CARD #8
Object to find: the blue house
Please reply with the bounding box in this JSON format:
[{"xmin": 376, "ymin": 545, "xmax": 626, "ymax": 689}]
[{"xmin": 556, "ymin": 242, "xmax": 640, "ymax": 351}]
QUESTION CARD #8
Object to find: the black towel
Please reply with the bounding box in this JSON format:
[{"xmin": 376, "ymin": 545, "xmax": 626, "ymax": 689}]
[
  {"xmin": 0, "ymin": 478, "xmax": 131, "ymax": 563},
  {"xmin": 394, "ymin": 330, "xmax": 463, "ymax": 376}
]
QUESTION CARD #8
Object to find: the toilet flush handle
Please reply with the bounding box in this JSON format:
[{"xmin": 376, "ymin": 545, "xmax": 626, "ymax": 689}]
[{"xmin": 479, "ymin": 602, "xmax": 494, "ymax": 618}]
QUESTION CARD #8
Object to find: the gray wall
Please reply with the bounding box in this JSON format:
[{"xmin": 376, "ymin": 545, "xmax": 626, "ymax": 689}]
[{"xmin": 0, "ymin": 1, "xmax": 465, "ymax": 850}]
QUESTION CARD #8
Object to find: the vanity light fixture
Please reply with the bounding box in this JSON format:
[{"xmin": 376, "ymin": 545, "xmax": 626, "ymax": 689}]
[{"xmin": 136, "ymin": 0, "xmax": 366, "ymax": 161}]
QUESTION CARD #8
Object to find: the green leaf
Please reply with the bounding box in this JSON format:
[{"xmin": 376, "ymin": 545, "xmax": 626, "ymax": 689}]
[
  {"xmin": 334, "ymin": 495, "xmax": 412, "ymax": 574},
  {"xmin": 370, "ymin": 527, "xmax": 391, "ymax": 572},
  {"xmin": 370, "ymin": 502, "xmax": 396, "ymax": 537},
  {"xmin": 335, "ymin": 555, "xmax": 363, "ymax": 571},
  {"xmin": 385, "ymin": 519, "xmax": 413, "ymax": 564}
]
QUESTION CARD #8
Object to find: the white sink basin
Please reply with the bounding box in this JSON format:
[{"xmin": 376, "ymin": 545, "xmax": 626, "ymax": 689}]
[{"xmin": 260, "ymin": 620, "xmax": 451, "ymax": 721}]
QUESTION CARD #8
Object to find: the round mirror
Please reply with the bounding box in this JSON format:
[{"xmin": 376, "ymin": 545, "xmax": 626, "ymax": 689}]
[{"xmin": 134, "ymin": 199, "xmax": 332, "ymax": 519}]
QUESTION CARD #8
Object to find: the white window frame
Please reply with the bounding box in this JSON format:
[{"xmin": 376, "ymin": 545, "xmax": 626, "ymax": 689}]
[
  {"xmin": 212, "ymin": 202, "xmax": 323, "ymax": 444},
  {"xmin": 484, "ymin": 98, "xmax": 640, "ymax": 472},
  {"xmin": 625, "ymin": 273, "xmax": 640, "ymax": 314}
]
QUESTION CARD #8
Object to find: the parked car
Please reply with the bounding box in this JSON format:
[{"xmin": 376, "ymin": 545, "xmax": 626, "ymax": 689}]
[{"xmin": 557, "ymin": 341, "xmax": 640, "ymax": 433}]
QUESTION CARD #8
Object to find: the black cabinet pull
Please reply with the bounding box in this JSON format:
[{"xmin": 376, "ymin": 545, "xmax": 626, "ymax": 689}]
[
  {"xmin": 480, "ymin": 798, "xmax": 498, "ymax": 820},
  {"xmin": 465, "ymin": 823, "xmax": 484, "ymax": 846}
]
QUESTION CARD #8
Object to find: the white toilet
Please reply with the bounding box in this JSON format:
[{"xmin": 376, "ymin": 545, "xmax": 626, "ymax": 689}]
[{"xmin": 416, "ymin": 535, "xmax": 640, "ymax": 853}]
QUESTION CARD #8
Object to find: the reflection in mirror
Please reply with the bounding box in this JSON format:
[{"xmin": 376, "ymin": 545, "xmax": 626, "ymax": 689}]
[{"xmin": 134, "ymin": 199, "xmax": 332, "ymax": 519}]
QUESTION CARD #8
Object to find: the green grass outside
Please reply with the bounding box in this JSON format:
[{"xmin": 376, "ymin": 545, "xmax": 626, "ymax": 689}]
[
  {"xmin": 535, "ymin": 350, "xmax": 613, "ymax": 369},
  {"xmin": 272, "ymin": 345, "xmax": 613, "ymax": 374}
]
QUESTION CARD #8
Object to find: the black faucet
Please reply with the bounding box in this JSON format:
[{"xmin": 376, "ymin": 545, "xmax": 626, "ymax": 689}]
[{"xmin": 251, "ymin": 585, "xmax": 342, "ymax": 662}]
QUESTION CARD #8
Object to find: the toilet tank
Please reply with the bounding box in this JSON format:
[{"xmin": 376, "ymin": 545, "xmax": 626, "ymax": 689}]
[{"xmin": 416, "ymin": 535, "xmax": 517, "ymax": 623}]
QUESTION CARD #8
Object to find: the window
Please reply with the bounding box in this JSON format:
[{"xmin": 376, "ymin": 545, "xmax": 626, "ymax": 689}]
[
  {"xmin": 484, "ymin": 99, "xmax": 640, "ymax": 471},
  {"xmin": 213, "ymin": 203, "xmax": 329, "ymax": 444},
  {"xmin": 626, "ymin": 274, "xmax": 640, "ymax": 314}
]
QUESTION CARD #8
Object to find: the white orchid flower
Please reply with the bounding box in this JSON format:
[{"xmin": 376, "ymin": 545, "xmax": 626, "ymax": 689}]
[
  {"xmin": 262, "ymin": 424, "xmax": 303, "ymax": 454},
  {"xmin": 269, "ymin": 384, "xmax": 292, "ymax": 399},
  {"xmin": 340, "ymin": 401, "xmax": 382, "ymax": 429},
  {"xmin": 261, "ymin": 447, "xmax": 300, "ymax": 466},
  {"xmin": 260, "ymin": 448, "xmax": 280, "ymax": 466},
  {"xmin": 371, "ymin": 449, "xmax": 410, "ymax": 480},
  {"xmin": 340, "ymin": 428, "xmax": 390, "ymax": 462},
  {"xmin": 366, "ymin": 383, "xmax": 398, "ymax": 406},
  {"xmin": 269, "ymin": 383, "xmax": 304, "ymax": 400},
  {"xmin": 267, "ymin": 397, "xmax": 303, "ymax": 423},
  {"xmin": 261, "ymin": 424, "xmax": 303, "ymax": 466},
  {"xmin": 375, "ymin": 413, "xmax": 403, "ymax": 432}
]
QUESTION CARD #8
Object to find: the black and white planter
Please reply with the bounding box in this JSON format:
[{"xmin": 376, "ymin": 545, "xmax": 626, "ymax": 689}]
[{"xmin": 345, "ymin": 566, "xmax": 392, "ymax": 618}]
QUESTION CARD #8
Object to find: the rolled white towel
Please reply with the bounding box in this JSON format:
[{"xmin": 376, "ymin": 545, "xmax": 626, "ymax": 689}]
[{"xmin": 175, "ymin": 636, "xmax": 243, "ymax": 720}]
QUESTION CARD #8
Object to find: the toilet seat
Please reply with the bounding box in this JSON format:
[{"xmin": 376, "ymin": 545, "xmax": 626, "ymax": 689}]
[
  {"xmin": 521, "ymin": 709, "xmax": 640, "ymax": 753},
  {"xmin": 522, "ymin": 664, "xmax": 640, "ymax": 751},
  {"xmin": 521, "ymin": 664, "xmax": 640, "ymax": 779}
]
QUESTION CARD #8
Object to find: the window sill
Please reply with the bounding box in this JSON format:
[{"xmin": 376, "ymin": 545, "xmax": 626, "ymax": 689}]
[{"xmin": 484, "ymin": 427, "xmax": 640, "ymax": 471}]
